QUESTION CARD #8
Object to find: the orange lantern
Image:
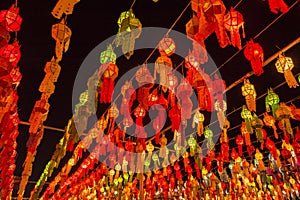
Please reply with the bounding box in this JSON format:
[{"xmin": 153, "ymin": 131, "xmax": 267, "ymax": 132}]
[
  {"xmin": 223, "ymin": 8, "xmax": 245, "ymax": 50},
  {"xmin": 263, "ymin": 112, "xmax": 278, "ymax": 139},
  {"xmin": 241, "ymin": 79, "xmax": 256, "ymax": 112},
  {"xmin": 52, "ymin": 0, "xmax": 80, "ymax": 19}
]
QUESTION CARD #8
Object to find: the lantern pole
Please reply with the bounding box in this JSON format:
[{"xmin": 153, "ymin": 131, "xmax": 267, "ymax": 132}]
[{"xmin": 224, "ymin": 36, "xmax": 300, "ymax": 93}]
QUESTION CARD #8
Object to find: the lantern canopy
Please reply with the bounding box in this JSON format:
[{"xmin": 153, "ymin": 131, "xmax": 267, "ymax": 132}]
[{"xmin": 275, "ymin": 53, "xmax": 299, "ymax": 88}]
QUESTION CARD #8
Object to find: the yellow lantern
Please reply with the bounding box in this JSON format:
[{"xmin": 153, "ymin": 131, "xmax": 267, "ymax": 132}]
[
  {"xmin": 109, "ymin": 169, "xmax": 115, "ymax": 184},
  {"xmin": 241, "ymin": 79, "xmax": 256, "ymax": 112},
  {"xmin": 275, "ymin": 53, "xmax": 299, "ymax": 88}
]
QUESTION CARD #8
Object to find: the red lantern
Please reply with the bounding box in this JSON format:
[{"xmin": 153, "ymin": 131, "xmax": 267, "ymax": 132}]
[
  {"xmin": 99, "ymin": 62, "xmax": 119, "ymax": 103},
  {"xmin": 236, "ymin": 135, "xmax": 244, "ymax": 157},
  {"xmin": 0, "ymin": 41, "xmax": 21, "ymax": 67},
  {"xmin": 224, "ymin": 8, "xmax": 245, "ymax": 50},
  {"xmin": 176, "ymin": 79, "xmax": 193, "ymax": 120},
  {"xmin": 231, "ymin": 148, "xmax": 239, "ymax": 160},
  {"xmin": 168, "ymin": 102, "xmax": 181, "ymax": 132},
  {"xmin": 244, "ymin": 39, "xmax": 264, "ymax": 76},
  {"xmin": 158, "ymin": 37, "xmax": 176, "ymax": 57},
  {"xmin": 0, "ymin": 5, "xmax": 22, "ymax": 32},
  {"xmin": 134, "ymin": 105, "xmax": 147, "ymax": 148}
]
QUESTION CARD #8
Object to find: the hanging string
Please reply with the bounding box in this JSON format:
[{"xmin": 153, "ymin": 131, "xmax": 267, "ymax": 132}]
[
  {"xmin": 130, "ymin": 0, "xmax": 137, "ymax": 10},
  {"xmin": 209, "ymin": 0, "xmax": 300, "ymax": 76}
]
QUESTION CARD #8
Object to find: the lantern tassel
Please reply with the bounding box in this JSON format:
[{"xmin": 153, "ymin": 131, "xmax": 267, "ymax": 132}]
[
  {"xmin": 245, "ymin": 95, "xmax": 256, "ymax": 112},
  {"xmin": 284, "ymin": 70, "xmax": 299, "ymax": 88}
]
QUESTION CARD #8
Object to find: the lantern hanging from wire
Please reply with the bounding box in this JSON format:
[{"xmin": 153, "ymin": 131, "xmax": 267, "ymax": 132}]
[
  {"xmin": 154, "ymin": 56, "xmax": 173, "ymax": 93},
  {"xmin": 263, "ymin": 112, "xmax": 278, "ymax": 139},
  {"xmin": 244, "ymin": 39, "xmax": 264, "ymax": 76},
  {"xmin": 241, "ymin": 79, "xmax": 256, "ymax": 112},
  {"xmin": 0, "ymin": 41, "xmax": 21, "ymax": 67},
  {"xmin": 265, "ymin": 88, "xmax": 280, "ymax": 117},
  {"xmin": 204, "ymin": 127, "xmax": 214, "ymax": 151},
  {"xmin": 275, "ymin": 52, "xmax": 299, "ymax": 88},
  {"xmin": 223, "ymin": 8, "xmax": 245, "ymax": 50},
  {"xmin": 176, "ymin": 79, "xmax": 193, "ymax": 121},
  {"xmin": 0, "ymin": 5, "xmax": 22, "ymax": 32},
  {"xmin": 251, "ymin": 113, "xmax": 266, "ymax": 149},
  {"xmin": 99, "ymin": 62, "xmax": 119, "ymax": 103},
  {"xmin": 166, "ymin": 72, "xmax": 178, "ymax": 107},
  {"xmin": 267, "ymin": 0, "xmax": 289, "ymax": 14},
  {"xmin": 192, "ymin": 110, "xmax": 205, "ymax": 136},
  {"xmin": 135, "ymin": 64, "xmax": 154, "ymax": 110},
  {"xmin": 215, "ymin": 100, "xmax": 227, "ymax": 129},
  {"xmin": 117, "ymin": 10, "xmax": 142, "ymax": 59},
  {"xmin": 275, "ymin": 102, "xmax": 293, "ymax": 136},
  {"xmin": 100, "ymin": 44, "xmax": 116, "ymax": 64},
  {"xmin": 134, "ymin": 104, "xmax": 147, "ymax": 148},
  {"xmin": 158, "ymin": 37, "xmax": 175, "ymax": 57},
  {"xmin": 153, "ymin": 94, "xmax": 168, "ymax": 144},
  {"xmin": 185, "ymin": 14, "xmax": 199, "ymax": 40},
  {"xmin": 51, "ymin": 19, "xmax": 72, "ymax": 61},
  {"xmin": 241, "ymin": 105, "xmax": 253, "ymax": 134}
]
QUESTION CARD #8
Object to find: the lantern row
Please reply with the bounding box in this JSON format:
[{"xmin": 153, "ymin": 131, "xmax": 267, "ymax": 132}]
[
  {"xmin": 0, "ymin": 4, "xmax": 22, "ymax": 200},
  {"xmin": 17, "ymin": 0, "xmax": 79, "ymax": 199}
]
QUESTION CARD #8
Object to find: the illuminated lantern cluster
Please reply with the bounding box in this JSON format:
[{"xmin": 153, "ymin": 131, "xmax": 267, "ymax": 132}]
[
  {"xmin": 117, "ymin": 10, "xmax": 142, "ymax": 59},
  {"xmin": 241, "ymin": 79, "xmax": 256, "ymax": 112},
  {"xmin": 223, "ymin": 8, "xmax": 245, "ymax": 49},
  {"xmin": 244, "ymin": 39, "xmax": 264, "ymax": 76},
  {"xmin": 275, "ymin": 52, "xmax": 299, "ymax": 88}
]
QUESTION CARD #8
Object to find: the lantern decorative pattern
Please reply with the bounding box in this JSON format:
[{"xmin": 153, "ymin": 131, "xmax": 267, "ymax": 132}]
[
  {"xmin": 265, "ymin": 88, "xmax": 280, "ymax": 117},
  {"xmin": 0, "ymin": 41, "xmax": 21, "ymax": 67},
  {"xmin": 241, "ymin": 79, "xmax": 256, "ymax": 112},
  {"xmin": 51, "ymin": 19, "xmax": 72, "ymax": 61},
  {"xmin": 158, "ymin": 37, "xmax": 176, "ymax": 57},
  {"xmin": 51, "ymin": 0, "xmax": 80, "ymax": 19},
  {"xmin": 223, "ymin": 8, "xmax": 245, "ymax": 50},
  {"xmin": 116, "ymin": 10, "xmax": 142, "ymax": 59},
  {"xmin": 275, "ymin": 53, "xmax": 299, "ymax": 88},
  {"xmin": 100, "ymin": 44, "xmax": 116, "ymax": 64},
  {"xmin": 0, "ymin": 5, "xmax": 22, "ymax": 32},
  {"xmin": 244, "ymin": 39, "xmax": 264, "ymax": 76}
]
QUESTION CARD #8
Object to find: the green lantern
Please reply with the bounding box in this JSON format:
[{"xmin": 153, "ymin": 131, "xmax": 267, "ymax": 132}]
[
  {"xmin": 188, "ymin": 135, "xmax": 197, "ymax": 155},
  {"xmin": 241, "ymin": 105, "xmax": 253, "ymax": 134},
  {"xmin": 298, "ymin": 74, "xmax": 300, "ymax": 84},
  {"xmin": 265, "ymin": 88, "xmax": 280, "ymax": 117},
  {"xmin": 204, "ymin": 127, "xmax": 214, "ymax": 151},
  {"xmin": 100, "ymin": 44, "xmax": 116, "ymax": 64}
]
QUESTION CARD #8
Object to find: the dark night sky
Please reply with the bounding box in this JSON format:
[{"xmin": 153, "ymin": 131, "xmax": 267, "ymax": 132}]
[{"xmin": 0, "ymin": 0, "xmax": 300, "ymax": 198}]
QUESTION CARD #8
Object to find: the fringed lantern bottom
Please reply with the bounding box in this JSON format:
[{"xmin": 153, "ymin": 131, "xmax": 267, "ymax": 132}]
[{"xmin": 284, "ymin": 70, "xmax": 299, "ymax": 88}]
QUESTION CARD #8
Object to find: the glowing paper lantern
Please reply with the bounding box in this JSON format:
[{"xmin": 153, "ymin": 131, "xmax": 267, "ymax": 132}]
[
  {"xmin": 251, "ymin": 113, "xmax": 266, "ymax": 149},
  {"xmin": 263, "ymin": 112, "xmax": 278, "ymax": 139},
  {"xmin": 188, "ymin": 135, "xmax": 197, "ymax": 155},
  {"xmin": 0, "ymin": 5, "xmax": 22, "ymax": 32},
  {"xmin": 265, "ymin": 88, "xmax": 280, "ymax": 117},
  {"xmin": 99, "ymin": 62, "xmax": 119, "ymax": 103},
  {"xmin": 158, "ymin": 37, "xmax": 176, "ymax": 57},
  {"xmin": 241, "ymin": 105, "xmax": 253, "ymax": 134},
  {"xmin": 244, "ymin": 39, "xmax": 264, "ymax": 76},
  {"xmin": 192, "ymin": 110, "xmax": 205, "ymax": 136},
  {"xmin": 154, "ymin": 56, "xmax": 172, "ymax": 92},
  {"xmin": 275, "ymin": 102, "xmax": 293, "ymax": 136},
  {"xmin": 0, "ymin": 41, "xmax": 21, "ymax": 67},
  {"xmin": 185, "ymin": 15, "xmax": 199, "ymax": 40},
  {"xmin": 223, "ymin": 8, "xmax": 245, "ymax": 49},
  {"xmin": 0, "ymin": 24, "xmax": 10, "ymax": 47},
  {"xmin": 215, "ymin": 100, "xmax": 227, "ymax": 129},
  {"xmin": 51, "ymin": 19, "xmax": 72, "ymax": 61},
  {"xmin": 117, "ymin": 10, "xmax": 142, "ymax": 59},
  {"xmin": 100, "ymin": 44, "xmax": 116, "ymax": 64},
  {"xmin": 275, "ymin": 53, "xmax": 299, "ymax": 88},
  {"xmin": 236, "ymin": 135, "xmax": 244, "ymax": 157},
  {"xmin": 204, "ymin": 127, "xmax": 214, "ymax": 151},
  {"xmin": 241, "ymin": 79, "xmax": 256, "ymax": 112}
]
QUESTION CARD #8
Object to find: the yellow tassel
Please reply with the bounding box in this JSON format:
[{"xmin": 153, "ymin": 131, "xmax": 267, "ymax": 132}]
[{"xmin": 284, "ymin": 70, "xmax": 299, "ymax": 88}]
